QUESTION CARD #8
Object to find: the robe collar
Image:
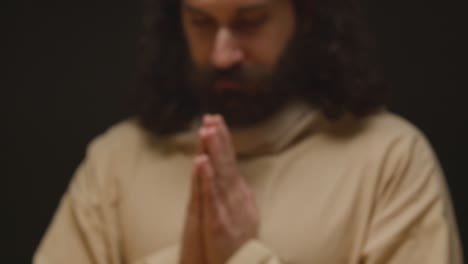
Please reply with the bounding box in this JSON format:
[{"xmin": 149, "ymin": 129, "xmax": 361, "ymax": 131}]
[{"xmin": 165, "ymin": 101, "xmax": 324, "ymax": 157}]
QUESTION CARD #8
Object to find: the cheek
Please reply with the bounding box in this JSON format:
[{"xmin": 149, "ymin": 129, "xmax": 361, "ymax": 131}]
[
  {"xmin": 242, "ymin": 15, "xmax": 296, "ymax": 67},
  {"xmin": 193, "ymin": 39, "xmax": 213, "ymax": 64},
  {"xmin": 182, "ymin": 24, "xmax": 213, "ymax": 65},
  {"xmin": 241, "ymin": 34, "xmax": 282, "ymax": 67}
]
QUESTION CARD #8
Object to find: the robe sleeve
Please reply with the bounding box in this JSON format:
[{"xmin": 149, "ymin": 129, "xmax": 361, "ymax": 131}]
[
  {"xmin": 33, "ymin": 139, "xmax": 123, "ymax": 264},
  {"xmin": 361, "ymin": 133, "xmax": 463, "ymax": 263},
  {"xmin": 135, "ymin": 240, "xmax": 282, "ymax": 264},
  {"xmin": 227, "ymin": 240, "xmax": 282, "ymax": 264},
  {"xmin": 33, "ymin": 135, "xmax": 284, "ymax": 264}
]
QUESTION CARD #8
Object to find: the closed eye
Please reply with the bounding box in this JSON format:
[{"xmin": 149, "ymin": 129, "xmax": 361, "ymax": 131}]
[
  {"xmin": 191, "ymin": 17, "xmax": 216, "ymax": 28},
  {"xmin": 232, "ymin": 14, "xmax": 269, "ymax": 32},
  {"xmin": 184, "ymin": 4, "xmax": 217, "ymax": 29}
]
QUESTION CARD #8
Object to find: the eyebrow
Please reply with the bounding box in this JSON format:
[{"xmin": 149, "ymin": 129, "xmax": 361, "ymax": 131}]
[
  {"xmin": 184, "ymin": 2, "xmax": 269, "ymax": 17},
  {"xmin": 237, "ymin": 3, "xmax": 269, "ymax": 14},
  {"xmin": 184, "ymin": 4, "xmax": 209, "ymax": 17}
]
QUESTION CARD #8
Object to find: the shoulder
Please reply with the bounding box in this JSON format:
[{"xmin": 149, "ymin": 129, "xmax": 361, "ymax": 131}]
[
  {"xmin": 313, "ymin": 110, "xmax": 442, "ymax": 183},
  {"xmin": 82, "ymin": 118, "xmax": 155, "ymax": 173},
  {"xmin": 326, "ymin": 110, "xmax": 423, "ymax": 139},
  {"xmin": 68, "ymin": 118, "xmax": 158, "ymax": 198},
  {"xmin": 359, "ymin": 111, "xmax": 424, "ymax": 140},
  {"xmin": 90, "ymin": 118, "xmax": 150, "ymax": 149},
  {"xmin": 320, "ymin": 110, "xmax": 433, "ymax": 154},
  {"xmin": 360, "ymin": 111, "xmax": 437, "ymax": 163},
  {"xmin": 346, "ymin": 111, "xmax": 444, "ymax": 190}
]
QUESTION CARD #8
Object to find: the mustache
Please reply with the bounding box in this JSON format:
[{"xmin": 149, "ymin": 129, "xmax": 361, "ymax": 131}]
[
  {"xmin": 195, "ymin": 63, "xmax": 272, "ymax": 81},
  {"xmin": 208, "ymin": 64, "xmax": 246, "ymax": 83},
  {"xmin": 188, "ymin": 63, "xmax": 275, "ymax": 93}
]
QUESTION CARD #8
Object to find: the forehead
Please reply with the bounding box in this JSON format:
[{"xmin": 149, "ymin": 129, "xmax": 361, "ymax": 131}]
[{"xmin": 183, "ymin": 0, "xmax": 272, "ymax": 10}]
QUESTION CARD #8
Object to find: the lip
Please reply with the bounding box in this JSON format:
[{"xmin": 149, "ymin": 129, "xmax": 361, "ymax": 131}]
[{"xmin": 214, "ymin": 79, "xmax": 241, "ymax": 91}]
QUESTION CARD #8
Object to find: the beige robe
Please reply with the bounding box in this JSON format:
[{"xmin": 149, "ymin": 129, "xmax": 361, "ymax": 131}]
[{"xmin": 34, "ymin": 102, "xmax": 463, "ymax": 263}]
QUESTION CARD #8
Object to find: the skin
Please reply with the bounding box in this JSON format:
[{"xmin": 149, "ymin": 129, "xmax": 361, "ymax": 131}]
[
  {"xmin": 181, "ymin": 0, "xmax": 296, "ymax": 74},
  {"xmin": 181, "ymin": 115, "xmax": 259, "ymax": 264},
  {"xmin": 180, "ymin": 0, "xmax": 297, "ymax": 263}
]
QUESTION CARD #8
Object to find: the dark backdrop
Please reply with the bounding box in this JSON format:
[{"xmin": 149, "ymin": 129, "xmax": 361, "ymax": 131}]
[{"xmin": 5, "ymin": 0, "xmax": 467, "ymax": 262}]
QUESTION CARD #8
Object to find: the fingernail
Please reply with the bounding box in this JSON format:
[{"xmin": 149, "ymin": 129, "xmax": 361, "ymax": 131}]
[
  {"xmin": 199, "ymin": 154, "xmax": 208, "ymax": 164},
  {"xmin": 205, "ymin": 114, "xmax": 220, "ymax": 125},
  {"xmin": 194, "ymin": 154, "xmax": 208, "ymax": 164},
  {"xmin": 208, "ymin": 127, "xmax": 217, "ymax": 135},
  {"xmin": 201, "ymin": 127, "xmax": 211, "ymax": 135}
]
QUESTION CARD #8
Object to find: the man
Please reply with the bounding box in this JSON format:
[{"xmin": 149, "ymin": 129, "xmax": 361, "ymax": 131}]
[{"xmin": 34, "ymin": 0, "xmax": 463, "ymax": 263}]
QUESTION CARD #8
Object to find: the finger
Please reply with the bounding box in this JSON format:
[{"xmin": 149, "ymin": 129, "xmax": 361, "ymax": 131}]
[
  {"xmin": 196, "ymin": 127, "xmax": 206, "ymax": 155},
  {"xmin": 201, "ymin": 114, "xmax": 236, "ymax": 160},
  {"xmin": 199, "ymin": 114, "xmax": 218, "ymax": 155},
  {"xmin": 200, "ymin": 155, "xmax": 231, "ymax": 231},
  {"xmin": 200, "ymin": 156, "xmax": 230, "ymax": 262},
  {"xmin": 200, "ymin": 154, "xmax": 219, "ymax": 226},
  {"xmin": 188, "ymin": 156, "xmax": 204, "ymax": 221},
  {"xmin": 202, "ymin": 114, "xmax": 217, "ymax": 129},
  {"xmin": 200, "ymin": 126, "xmax": 237, "ymax": 183},
  {"xmin": 213, "ymin": 114, "xmax": 235, "ymax": 155},
  {"xmin": 181, "ymin": 156, "xmax": 205, "ymax": 263},
  {"xmin": 203, "ymin": 114, "xmax": 234, "ymax": 158},
  {"xmin": 210, "ymin": 115, "xmax": 238, "ymax": 175}
]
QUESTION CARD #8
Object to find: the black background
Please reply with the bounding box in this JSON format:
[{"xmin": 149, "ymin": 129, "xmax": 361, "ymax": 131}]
[{"xmin": 5, "ymin": 0, "xmax": 468, "ymax": 262}]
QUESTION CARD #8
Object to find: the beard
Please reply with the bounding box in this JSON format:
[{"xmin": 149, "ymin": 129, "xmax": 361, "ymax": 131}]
[{"xmin": 187, "ymin": 35, "xmax": 307, "ymax": 128}]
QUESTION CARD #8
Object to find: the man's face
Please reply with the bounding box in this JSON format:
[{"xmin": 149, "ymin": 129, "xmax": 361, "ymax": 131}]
[{"xmin": 181, "ymin": 0, "xmax": 297, "ymax": 126}]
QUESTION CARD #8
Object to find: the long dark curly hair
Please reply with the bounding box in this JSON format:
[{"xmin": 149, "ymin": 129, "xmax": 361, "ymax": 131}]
[{"xmin": 130, "ymin": 0, "xmax": 389, "ymax": 135}]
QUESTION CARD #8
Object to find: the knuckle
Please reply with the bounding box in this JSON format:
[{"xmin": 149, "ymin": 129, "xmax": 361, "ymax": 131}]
[
  {"xmin": 186, "ymin": 211, "xmax": 198, "ymax": 225},
  {"xmin": 188, "ymin": 205, "xmax": 196, "ymax": 215},
  {"xmin": 246, "ymin": 189, "xmax": 256, "ymax": 202},
  {"xmin": 202, "ymin": 181, "xmax": 213, "ymax": 197},
  {"xmin": 212, "ymin": 219, "xmax": 226, "ymax": 236}
]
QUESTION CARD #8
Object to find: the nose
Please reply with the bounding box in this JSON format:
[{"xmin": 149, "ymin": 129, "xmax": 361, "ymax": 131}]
[{"xmin": 211, "ymin": 27, "xmax": 244, "ymax": 70}]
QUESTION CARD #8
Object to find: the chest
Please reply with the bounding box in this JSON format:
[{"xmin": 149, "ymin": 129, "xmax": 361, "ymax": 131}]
[{"xmin": 118, "ymin": 147, "xmax": 374, "ymax": 263}]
